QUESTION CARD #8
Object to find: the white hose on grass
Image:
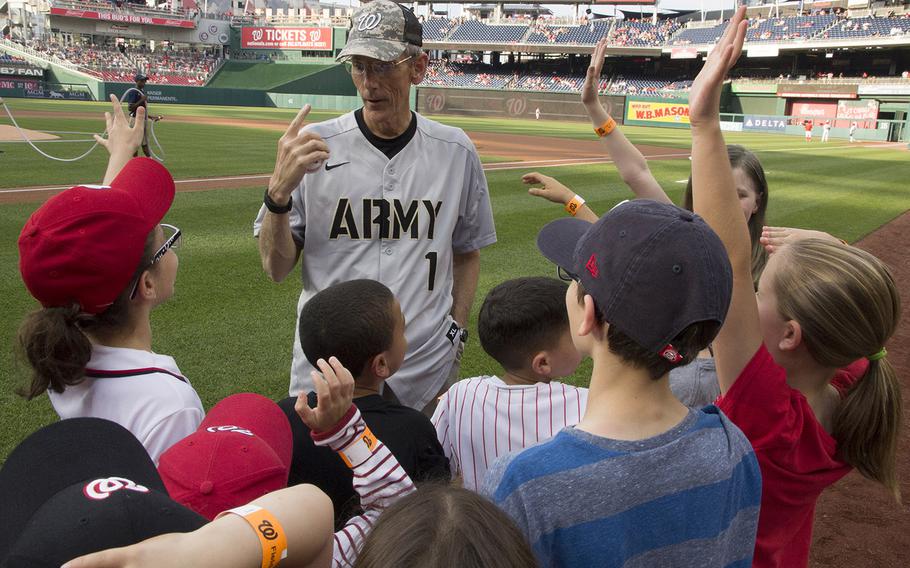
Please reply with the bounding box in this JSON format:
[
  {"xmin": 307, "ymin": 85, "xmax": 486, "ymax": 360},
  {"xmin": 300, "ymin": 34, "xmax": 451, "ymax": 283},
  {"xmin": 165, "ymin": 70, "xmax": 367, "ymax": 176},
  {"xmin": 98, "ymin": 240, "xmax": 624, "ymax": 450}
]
[{"xmin": 0, "ymin": 90, "xmax": 165, "ymax": 162}]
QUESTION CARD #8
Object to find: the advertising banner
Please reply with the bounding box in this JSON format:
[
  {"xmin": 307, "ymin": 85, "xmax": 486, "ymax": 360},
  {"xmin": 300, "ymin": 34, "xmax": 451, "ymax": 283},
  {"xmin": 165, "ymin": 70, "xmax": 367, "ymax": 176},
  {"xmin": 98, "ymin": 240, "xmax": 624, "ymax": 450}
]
[
  {"xmin": 747, "ymin": 46, "xmax": 779, "ymax": 58},
  {"xmin": 670, "ymin": 47, "xmax": 698, "ymax": 59},
  {"xmin": 742, "ymin": 115, "xmax": 787, "ymax": 132},
  {"xmin": 835, "ymin": 99, "xmax": 879, "ymax": 128},
  {"xmin": 625, "ymin": 99, "xmax": 690, "ymax": 126},
  {"xmin": 0, "ymin": 65, "xmax": 44, "ymax": 78},
  {"xmin": 49, "ymin": 7, "xmax": 195, "ymax": 29},
  {"xmin": 789, "ymin": 101, "xmax": 837, "ymax": 121},
  {"xmin": 241, "ymin": 27, "xmax": 333, "ymax": 50},
  {"xmin": 777, "ymin": 82, "xmax": 857, "ymax": 99}
]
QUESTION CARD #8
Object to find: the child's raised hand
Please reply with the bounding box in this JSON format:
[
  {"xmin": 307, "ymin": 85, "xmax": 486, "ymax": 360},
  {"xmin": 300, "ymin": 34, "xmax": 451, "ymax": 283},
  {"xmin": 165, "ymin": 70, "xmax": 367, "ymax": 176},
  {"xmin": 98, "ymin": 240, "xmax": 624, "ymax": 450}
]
[
  {"xmin": 581, "ymin": 38, "xmax": 609, "ymax": 108},
  {"xmin": 688, "ymin": 6, "xmax": 747, "ymax": 127},
  {"xmin": 295, "ymin": 356, "xmax": 355, "ymax": 433},
  {"xmin": 523, "ymin": 172, "xmax": 575, "ymax": 205},
  {"xmin": 760, "ymin": 226, "xmax": 843, "ymax": 254}
]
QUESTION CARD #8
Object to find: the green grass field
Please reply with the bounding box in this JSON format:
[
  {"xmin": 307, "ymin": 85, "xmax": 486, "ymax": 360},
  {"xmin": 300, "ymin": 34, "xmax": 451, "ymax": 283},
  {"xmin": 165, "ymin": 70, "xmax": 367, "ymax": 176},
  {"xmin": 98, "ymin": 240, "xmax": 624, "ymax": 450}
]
[{"xmin": 1, "ymin": 98, "xmax": 908, "ymax": 462}]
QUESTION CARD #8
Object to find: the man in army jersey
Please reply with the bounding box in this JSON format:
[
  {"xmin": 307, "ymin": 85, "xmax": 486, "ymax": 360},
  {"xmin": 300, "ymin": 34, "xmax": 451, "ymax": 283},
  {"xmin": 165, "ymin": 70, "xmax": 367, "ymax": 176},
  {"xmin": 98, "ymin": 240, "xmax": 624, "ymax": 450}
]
[{"xmin": 254, "ymin": 1, "xmax": 496, "ymax": 414}]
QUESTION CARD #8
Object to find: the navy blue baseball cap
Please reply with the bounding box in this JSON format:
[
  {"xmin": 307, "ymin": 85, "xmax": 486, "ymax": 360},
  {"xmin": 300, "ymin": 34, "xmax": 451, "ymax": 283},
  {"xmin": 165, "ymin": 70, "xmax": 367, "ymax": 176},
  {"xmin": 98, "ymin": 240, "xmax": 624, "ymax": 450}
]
[
  {"xmin": 134, "ymin": 73, "xmax": 148, "ymax": 81},
  {"xmin": 536, "ymin": 200, "xmax": 732, "ymax": 360},
  {"xmin": 0, "ymin": 418, "xmax": 206, "ymax": 567}
]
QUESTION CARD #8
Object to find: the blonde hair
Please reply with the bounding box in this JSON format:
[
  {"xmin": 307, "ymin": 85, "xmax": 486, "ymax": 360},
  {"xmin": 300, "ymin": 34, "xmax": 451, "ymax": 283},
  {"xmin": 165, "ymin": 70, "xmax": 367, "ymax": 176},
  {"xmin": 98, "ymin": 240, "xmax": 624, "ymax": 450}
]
[{"xmin": 774, "ymin": 239, "xmax": 902, "ymax": 501}]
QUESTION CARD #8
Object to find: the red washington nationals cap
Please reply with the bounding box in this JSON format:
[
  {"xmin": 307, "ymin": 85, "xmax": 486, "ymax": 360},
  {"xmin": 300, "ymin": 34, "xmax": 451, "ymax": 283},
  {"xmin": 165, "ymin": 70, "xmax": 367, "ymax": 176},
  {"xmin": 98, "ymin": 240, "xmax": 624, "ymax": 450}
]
[
  {"xmin": 536, "ymin": 199, "xmax": 733, "ymax": 361},
  {"xmin": 18, "ymin": 158, "xmax": 175, "ymax": 315},
  {"xmin": 0, "ymin": 418, "xmax": 206, "ymax": 567},
  {"xmin": 157, "ymin": 393, "xmax": 293, "ymax": 520}
]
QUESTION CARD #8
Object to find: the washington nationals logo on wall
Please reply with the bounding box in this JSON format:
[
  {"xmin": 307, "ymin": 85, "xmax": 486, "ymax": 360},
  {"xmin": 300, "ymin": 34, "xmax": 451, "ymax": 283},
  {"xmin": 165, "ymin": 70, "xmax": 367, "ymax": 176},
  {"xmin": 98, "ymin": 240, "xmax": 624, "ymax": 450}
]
[
  {"xmin": 505, "ymin": 96, "xmax": 527, "ymax": 117},
  {"xmin": 83, "ymin": 477, "xmax": 150, "ymax": 500},
  {"xmin": 426, "ymin": 93, "xmax": 445, "ymax": 113},
  {"xmin": 356, "ymin": 13, "xmax": 382, "ymax": 31},
  {"xmin": 252, "ymin": 28, "xmax": 264, "ymax": 41}
]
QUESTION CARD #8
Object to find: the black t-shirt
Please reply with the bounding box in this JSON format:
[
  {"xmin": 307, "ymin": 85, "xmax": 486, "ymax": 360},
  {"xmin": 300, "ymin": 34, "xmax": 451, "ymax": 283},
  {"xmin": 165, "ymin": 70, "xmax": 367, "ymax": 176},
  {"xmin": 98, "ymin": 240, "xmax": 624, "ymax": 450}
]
[
  {"xmin": 277, "ymin": 392, "xmax": 450, "ymax": 529},
  {"xmin": 354, "ymin": 108, "xmax": 417, "ymax": 160}
]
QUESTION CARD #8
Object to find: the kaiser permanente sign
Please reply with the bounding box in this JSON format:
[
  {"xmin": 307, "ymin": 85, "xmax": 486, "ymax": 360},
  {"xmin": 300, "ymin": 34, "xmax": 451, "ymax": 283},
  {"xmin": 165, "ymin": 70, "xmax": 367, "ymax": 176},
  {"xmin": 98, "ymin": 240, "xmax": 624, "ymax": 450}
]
[
  {"xmin": 624, "ymin": 98, "xmax": 690, "ymax": 129},
  {"xmin": 241, "ymin": 27, "xmax": 333, "ymax": 50}
]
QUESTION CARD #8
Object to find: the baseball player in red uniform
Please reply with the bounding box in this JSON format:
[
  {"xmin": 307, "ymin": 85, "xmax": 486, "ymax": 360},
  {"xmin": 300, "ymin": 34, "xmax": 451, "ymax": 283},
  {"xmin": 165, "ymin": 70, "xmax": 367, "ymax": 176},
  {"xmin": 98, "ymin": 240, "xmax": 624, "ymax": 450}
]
[{"xmin": 804, "ymin": 119, "xmax": 814, "ymax": 142}]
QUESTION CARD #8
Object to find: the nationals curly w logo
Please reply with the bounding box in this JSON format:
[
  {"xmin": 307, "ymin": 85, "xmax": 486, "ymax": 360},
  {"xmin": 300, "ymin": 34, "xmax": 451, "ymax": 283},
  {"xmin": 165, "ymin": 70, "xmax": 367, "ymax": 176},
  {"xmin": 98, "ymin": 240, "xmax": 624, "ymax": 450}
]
[
  {"xmin": 356, "ymin": 13, "xmax": 382, "ymax": 31},
  {"xmin": 258, "ymin": 519, "xmax": 279, "ymax": 540},
  {"xmin": 83, "ymin": 477, "xmax": 150, "ymax": 500}
]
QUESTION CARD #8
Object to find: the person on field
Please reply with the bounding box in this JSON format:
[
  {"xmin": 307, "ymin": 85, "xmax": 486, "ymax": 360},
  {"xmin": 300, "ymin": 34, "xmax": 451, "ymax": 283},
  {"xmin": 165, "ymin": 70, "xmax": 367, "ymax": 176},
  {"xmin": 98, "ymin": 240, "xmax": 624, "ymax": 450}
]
[
  {"xmin": 431, "ymin": 277, "xmax": 587, "ymax": 490},
  {"xmin": 277, "ymin": 279, "xmax": 449, "ymax": 527},
  {"xmin": 16, "ymin": 96, "xmax": 203, "ymax": 464},
  {"xmin": 688, "ymin": 8, "xmax": 903, "ymax": 566},
  {"xmin": 254, "ymin": 1, "xmax": 496, "ymax": 415},
  {"xmin": 525, "ymin": 36, "xmax": 770, "ymax": 408}
]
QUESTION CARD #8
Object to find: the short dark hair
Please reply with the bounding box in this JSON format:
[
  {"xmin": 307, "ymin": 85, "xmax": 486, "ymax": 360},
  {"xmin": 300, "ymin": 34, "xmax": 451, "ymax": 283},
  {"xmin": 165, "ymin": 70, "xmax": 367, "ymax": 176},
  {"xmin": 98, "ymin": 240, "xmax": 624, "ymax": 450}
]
[
  {"xmin": 479, "ymin": 277, "xmax": 569, "ymax": 372},
  {"xmin": 298, "ymin": 279, "xmax": 396, "ymax": 378},
  {"xmin": 576, "ymin": 282, "xmax": 719, "ymax": 380}
]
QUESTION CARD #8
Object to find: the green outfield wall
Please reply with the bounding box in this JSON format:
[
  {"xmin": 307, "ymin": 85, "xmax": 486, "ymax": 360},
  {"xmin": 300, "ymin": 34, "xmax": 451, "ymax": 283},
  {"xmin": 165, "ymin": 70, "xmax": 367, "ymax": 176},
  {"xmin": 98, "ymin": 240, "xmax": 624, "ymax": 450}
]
[
  {"xmin": 415, "ymin": 87, "xmax": 625, "ymax": 123},
  {"xmin": 100, "ymin": 83, "xmax": 269, "ymax": 106}
]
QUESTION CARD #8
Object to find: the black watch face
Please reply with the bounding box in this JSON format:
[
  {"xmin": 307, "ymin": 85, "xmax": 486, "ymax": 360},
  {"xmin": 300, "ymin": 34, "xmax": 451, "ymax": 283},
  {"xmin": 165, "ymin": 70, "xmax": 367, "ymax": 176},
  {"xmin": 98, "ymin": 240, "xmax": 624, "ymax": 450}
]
[{"xmin": 460, "ymin": 329, "xmax": 468, "ymax": 343}]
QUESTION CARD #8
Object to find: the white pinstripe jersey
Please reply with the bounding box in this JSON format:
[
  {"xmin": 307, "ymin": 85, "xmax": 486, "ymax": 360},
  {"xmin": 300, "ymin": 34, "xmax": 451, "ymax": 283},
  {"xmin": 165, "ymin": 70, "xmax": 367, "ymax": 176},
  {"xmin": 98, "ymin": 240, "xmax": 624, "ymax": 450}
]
[{"xmin": 431, "ymin": 376, "xmax": 589, "ymax": 491}]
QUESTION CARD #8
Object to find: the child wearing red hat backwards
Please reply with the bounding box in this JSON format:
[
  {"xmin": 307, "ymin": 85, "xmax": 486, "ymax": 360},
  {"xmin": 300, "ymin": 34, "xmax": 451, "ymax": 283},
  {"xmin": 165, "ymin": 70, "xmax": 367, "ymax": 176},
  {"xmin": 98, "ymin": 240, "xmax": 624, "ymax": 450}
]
[{"xmin": 16, "ymin": 96, "xmax": 203, "ymax": 464}]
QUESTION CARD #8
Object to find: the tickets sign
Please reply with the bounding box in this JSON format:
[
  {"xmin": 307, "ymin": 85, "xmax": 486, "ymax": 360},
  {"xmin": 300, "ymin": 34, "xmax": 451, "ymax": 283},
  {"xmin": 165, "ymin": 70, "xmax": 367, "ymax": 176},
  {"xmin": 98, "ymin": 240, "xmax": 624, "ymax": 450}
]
[
  {"xmin": 241, "ymin": 27, "xmax": 333, "ymax": 51},
  {"xmin": 49, "ymin": 7, "xmax": 195, "ymax": 28},
  {"xmin": 625, "ymin": 100, "xmax": 690, "ymax": 125}
]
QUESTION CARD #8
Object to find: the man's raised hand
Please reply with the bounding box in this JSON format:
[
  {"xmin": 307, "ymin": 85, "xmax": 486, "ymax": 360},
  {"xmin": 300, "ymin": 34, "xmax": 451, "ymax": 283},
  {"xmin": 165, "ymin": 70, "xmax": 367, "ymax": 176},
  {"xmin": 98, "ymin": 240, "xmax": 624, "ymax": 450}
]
[{"xmin": 267, "ymin": 104, "xmax": 330, "ymax": 205}]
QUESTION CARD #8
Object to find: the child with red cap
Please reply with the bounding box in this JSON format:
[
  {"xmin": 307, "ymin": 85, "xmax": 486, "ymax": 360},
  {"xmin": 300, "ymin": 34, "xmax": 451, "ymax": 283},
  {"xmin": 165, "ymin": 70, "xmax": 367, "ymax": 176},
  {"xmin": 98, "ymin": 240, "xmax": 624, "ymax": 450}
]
[{"xmin": 16, "ymin": 96, "xmax": 203, "ymax": 464}]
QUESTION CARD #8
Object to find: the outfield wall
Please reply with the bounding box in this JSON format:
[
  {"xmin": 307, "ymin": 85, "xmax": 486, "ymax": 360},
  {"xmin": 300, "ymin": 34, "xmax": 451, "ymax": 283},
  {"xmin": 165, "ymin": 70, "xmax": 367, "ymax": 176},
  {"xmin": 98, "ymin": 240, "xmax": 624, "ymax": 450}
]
[{"xmin": 415, "ymin": 87, "xmax": 625, "ymax": 123}]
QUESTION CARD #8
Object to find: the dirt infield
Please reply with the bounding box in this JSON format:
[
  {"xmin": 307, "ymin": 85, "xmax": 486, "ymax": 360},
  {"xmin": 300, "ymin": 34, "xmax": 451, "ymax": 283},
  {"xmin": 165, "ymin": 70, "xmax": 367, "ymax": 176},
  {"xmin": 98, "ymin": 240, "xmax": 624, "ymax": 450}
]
[
  {"xmin": 810, "ymin": 209, "xmax": 910, "ymax": 568},
  {"xmin": 0, "ymin": 124, "xmax": 59, "ymax": 141}
]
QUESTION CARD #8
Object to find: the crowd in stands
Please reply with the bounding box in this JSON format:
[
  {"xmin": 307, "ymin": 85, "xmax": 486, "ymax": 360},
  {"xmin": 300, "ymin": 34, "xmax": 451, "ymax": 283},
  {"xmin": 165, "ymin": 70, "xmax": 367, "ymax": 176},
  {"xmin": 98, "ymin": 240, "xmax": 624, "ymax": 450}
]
[
  {"xmin": 0, "ymin": 53, "xmax": 29, "ymax": 64},
  {"xmin": 419, "ymin": 12, "xmax": 910, "ymax": 46},
  {"xmin": 422, "ymin": 59, "xmax": 686, "ymax": 96},
  {"xmin": 13, "ymin": 38, "xmax": 219, "ymax": 85},
  {"xmin": 608, "ymin": 19, "xmax": 680, "ymax": 47}
]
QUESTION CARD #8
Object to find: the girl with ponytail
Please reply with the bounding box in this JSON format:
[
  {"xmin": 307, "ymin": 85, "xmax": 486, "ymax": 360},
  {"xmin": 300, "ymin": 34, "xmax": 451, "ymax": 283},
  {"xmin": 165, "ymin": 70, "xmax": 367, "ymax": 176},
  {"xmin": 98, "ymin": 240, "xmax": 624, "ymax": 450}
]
[
  {"xmin": 16, "ymin": 96, "xmax": 203, "ymax": 463},
  {"xmin": 687, "ymin": 8, "xmax": 902, "ymax": 567}
]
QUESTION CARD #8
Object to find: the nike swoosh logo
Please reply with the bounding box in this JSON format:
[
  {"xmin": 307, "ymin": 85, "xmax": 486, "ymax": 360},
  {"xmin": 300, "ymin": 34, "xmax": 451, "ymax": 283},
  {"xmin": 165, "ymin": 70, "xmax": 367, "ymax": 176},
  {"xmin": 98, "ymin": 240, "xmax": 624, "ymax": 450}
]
[{"xmin": 325, "ymin": 162, "xmax": 350, "ymax": 171}]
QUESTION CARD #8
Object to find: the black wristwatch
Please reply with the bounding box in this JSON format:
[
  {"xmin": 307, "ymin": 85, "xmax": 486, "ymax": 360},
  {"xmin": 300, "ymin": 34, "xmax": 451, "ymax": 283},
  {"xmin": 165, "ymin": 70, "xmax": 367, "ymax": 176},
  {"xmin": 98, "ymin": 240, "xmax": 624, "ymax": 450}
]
[
  {"xmin": 460, "ymin": 328, "xmax": 469, "ymax": 344},
  {"xmin": 264, "ymin": 190, "xmax": 292, "ymax": 214}
]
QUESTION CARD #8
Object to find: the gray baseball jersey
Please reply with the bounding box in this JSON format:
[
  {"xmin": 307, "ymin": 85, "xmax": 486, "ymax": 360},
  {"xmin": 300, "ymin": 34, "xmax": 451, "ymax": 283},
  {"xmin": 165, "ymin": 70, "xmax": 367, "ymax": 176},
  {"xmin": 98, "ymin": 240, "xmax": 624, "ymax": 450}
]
[{"xmin": 254, "ymin": 110, "xmax": 496, "ymax": 410}]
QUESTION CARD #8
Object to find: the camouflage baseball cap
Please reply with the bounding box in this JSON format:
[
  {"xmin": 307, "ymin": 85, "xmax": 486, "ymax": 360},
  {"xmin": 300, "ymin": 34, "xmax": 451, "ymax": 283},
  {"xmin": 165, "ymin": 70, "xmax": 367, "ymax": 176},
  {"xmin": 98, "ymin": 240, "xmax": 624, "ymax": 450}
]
[{"xmin": 336, "ymin": 1, "xmax": 423, "ymax": 62}]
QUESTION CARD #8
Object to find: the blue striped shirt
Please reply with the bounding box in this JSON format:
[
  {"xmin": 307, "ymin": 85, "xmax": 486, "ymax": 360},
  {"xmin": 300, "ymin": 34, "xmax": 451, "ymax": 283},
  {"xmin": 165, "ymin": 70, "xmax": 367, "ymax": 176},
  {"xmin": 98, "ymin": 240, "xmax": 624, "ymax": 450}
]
[{"xmin": 481, "ymin": 406, "xmax": 761, "ymax": 568}]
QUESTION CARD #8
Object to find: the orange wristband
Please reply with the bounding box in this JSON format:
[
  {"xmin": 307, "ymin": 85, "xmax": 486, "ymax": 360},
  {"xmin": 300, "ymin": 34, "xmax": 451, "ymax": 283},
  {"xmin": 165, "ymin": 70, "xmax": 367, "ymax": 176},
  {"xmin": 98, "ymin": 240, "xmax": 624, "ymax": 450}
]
[
  {"xmin": 565, "ymin": 195, "xmax": 586, "ymax": 216},
  {"xmin": 337, "ymin": 424, "xmax": 379, "ymax": 468},
  {"xmin": 222, "ymin": 504, "xmax": 288, "ymax": 568},
  {"xmin": 594, "ymin": 117, "xmax": 616, "ymax": 137}
]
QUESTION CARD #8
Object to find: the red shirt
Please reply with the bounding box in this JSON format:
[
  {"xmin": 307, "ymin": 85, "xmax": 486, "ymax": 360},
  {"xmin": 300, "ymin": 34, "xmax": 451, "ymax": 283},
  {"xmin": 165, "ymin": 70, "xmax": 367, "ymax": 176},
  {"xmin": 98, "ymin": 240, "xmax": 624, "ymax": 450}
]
[
  {"xmin": 717, "ymin": 346, "xmax": 865, "ymax": 568},
  {"xmin": 804, "ymin": 121, "xmax": 813, "ymax": 131}
]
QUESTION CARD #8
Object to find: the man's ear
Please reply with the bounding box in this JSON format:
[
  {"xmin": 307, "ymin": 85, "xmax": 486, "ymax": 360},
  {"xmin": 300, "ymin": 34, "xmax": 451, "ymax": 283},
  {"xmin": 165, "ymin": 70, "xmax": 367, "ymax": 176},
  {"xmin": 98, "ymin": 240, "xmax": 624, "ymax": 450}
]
[
  {"xmin": 779, "ymin": 319, "xmax": 802, "ymax": 352},
  {"xmin": 410, "ymin": 52, "xmax": 428, "ymax": 85}
]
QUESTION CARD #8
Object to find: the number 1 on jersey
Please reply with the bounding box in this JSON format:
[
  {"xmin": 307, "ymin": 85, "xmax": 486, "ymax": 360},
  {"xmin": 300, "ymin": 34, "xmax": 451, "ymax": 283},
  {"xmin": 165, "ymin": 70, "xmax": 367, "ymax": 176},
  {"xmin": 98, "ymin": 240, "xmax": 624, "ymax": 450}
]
[{"xmin": 425, "ymin": 251, "xmax": 437, "ymax": 291}]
